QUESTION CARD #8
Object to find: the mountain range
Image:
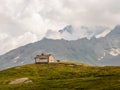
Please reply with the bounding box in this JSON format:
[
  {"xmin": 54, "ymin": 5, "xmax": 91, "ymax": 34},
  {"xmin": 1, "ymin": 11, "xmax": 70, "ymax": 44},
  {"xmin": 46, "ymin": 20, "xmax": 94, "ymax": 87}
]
[
  {"xmin": 45, "ymin": 25, "xmax": 109, "ymax": 40},
  {"xmin": 0, "ymin": 25, "xmax": 120, "ymax": 70}
]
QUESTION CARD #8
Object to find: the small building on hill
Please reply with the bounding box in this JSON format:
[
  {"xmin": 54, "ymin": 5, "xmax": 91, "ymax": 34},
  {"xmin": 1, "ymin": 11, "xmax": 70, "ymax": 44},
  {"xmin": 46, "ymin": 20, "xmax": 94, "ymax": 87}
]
[{"xmin": 34, "ymin": 53, "xmax": 55, "ymax": 64}]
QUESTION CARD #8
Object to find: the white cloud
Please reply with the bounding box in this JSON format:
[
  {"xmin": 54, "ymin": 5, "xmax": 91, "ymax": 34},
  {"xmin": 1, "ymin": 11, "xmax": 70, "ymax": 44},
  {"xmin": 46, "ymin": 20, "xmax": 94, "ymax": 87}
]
[
  {"xmin": 45, "ymin": 25, "xmax": 109, "ymax": 40},
  {"xmin": 0, "ymin": 0, "xmax": 120, "ymax": 55},
  {"xmin": 0, "ymin": 31, "xmax": 37, "ymax": 55}
]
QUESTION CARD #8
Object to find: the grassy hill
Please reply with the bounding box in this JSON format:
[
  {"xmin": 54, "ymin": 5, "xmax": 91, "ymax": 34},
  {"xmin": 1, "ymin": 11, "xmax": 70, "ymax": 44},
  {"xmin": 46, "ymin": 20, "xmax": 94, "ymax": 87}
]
[{"xmin": 0, "ymin": 62, "xmax": 120, "ymax": 90}]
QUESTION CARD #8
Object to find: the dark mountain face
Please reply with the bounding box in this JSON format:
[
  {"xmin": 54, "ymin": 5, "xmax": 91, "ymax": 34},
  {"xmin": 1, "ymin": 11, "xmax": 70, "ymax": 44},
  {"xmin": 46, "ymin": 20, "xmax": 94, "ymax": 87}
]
[
  {"xmin": 0, "ymin": 26, "xmax": 120, "ymax": 70},
  {"xmin": 59, "ymin": 25, "xmax": 73, "ymax": 34}
]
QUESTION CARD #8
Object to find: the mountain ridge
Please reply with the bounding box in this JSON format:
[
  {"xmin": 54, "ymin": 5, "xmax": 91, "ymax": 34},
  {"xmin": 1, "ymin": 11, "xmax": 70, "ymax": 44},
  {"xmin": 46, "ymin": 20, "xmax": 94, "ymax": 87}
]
[{"xmin": 0, "ymin": 25, "xmax": 120, "ymax": 70}]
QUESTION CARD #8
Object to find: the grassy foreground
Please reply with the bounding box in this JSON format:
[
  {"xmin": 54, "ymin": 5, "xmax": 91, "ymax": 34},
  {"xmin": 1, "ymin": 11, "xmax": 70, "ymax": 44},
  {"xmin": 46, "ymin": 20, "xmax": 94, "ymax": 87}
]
[{"xmin": 0, "ymin": 62, "xmax": 120, "ymax": 90}]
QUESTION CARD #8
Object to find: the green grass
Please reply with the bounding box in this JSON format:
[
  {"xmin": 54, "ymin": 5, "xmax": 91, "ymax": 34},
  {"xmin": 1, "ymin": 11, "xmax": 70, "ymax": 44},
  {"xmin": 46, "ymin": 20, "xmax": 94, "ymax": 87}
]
[{"xmin": 0, "ymin": 62, "xmax": 120, "ymax": 90}]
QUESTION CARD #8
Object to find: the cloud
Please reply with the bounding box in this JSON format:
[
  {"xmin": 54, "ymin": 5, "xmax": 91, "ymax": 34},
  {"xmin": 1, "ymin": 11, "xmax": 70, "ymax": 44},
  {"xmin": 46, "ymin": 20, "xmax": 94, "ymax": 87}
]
[
  {"xmin": 0, "ymin": 31, "xmax": 37, "ymax": 55},
  {"xmin": 39, "ymin": 0, "xmax": 120, "ymax": 27},
  {"xmin": 0, "ymin": 0, "xmax": 120, "ymax": 55},
  {"xmin": 0, "ymin": 13, "xmax": 37, "ymax": 55},
  {"xmin": 45, "ymin": 25, "xmax": 109, "ymax": 40}
]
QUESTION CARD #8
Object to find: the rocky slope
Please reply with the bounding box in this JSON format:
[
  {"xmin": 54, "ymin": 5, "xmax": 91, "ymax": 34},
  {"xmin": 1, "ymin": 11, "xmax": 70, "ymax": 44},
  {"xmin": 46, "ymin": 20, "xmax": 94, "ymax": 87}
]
[{"xmin": 0, "ymin": 25, "xmax": 120, "ymax": 70}]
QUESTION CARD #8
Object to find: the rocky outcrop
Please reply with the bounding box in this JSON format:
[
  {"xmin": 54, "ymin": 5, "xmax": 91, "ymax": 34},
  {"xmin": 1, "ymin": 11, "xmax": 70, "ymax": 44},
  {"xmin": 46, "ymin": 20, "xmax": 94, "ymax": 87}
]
[{"xmin": 9, "ymin": 78, "xmax": 32, "ymax": 84}]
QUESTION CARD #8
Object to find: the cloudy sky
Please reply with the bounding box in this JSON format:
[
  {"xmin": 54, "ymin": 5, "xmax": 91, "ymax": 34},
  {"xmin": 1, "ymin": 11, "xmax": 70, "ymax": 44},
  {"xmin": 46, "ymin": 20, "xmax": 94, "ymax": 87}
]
[{"xmin": 0, "ymin": 0, "xmax": 120, "ymax": 55}]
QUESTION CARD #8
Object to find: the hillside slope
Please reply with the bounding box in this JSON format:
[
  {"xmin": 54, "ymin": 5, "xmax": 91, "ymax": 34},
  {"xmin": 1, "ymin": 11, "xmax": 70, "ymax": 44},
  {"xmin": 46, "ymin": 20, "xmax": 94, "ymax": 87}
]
[
  {"xmin": 0, "ymin": 63, "xmax": 120, "ymax": 90},
  {"xmin": 0, "ymin": 25, "xmax": 120, "ymax": 70}
]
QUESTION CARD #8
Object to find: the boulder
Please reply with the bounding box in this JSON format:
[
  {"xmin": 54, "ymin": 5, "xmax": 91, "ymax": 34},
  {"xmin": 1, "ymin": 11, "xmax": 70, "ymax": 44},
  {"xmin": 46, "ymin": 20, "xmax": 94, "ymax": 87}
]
[{"xmin": 9, "ymin": 77, "xmax": 32, "ymax": 84}]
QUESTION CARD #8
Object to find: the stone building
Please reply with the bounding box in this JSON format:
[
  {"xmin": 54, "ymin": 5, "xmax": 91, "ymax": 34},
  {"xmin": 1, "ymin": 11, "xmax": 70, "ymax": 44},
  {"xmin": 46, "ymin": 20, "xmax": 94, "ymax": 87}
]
[{"xmin": 34, "ymin": 53, "xmax": 54, "ymax": 64}]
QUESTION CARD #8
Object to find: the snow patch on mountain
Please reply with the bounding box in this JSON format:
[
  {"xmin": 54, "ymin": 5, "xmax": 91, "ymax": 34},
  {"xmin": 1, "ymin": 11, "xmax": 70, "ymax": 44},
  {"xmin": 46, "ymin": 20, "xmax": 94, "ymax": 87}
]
[
  {"xmin": 14, "ymin": 56, "xmax": 20, "ymax": 60},
  {"xmin": 98, "ymin": 47, "xmax": 120, "ymax": 60},
  {"xmin": 45, "ymin": 25, "xmax": 110, "ymax": 40},
  {"xmin": 98, "ymin": 56, "xmax": 104, "ymax": 61},
  {"xmin": 109, "ymin": 48, "xmax": 120, "ymax": 56},
  {"xmin": 98, "ymin": 52, "xmax": 106, "ymax": 61},
  {"xmin": 96, "ymin": 29, "xmax": 111, "ymax": 38},
  {"xmin": 104, "ymin": 52, "xmax": 106, "ymax": 56}
]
